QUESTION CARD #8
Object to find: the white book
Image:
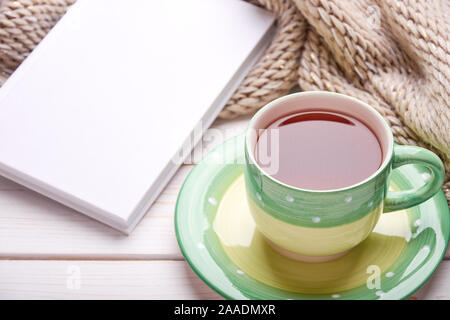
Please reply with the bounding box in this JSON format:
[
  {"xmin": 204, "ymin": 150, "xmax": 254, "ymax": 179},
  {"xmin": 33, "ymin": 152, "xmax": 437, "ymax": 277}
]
[{"xmin": 0, "ymin": 0, "xmax": 274, "ymax": 233}]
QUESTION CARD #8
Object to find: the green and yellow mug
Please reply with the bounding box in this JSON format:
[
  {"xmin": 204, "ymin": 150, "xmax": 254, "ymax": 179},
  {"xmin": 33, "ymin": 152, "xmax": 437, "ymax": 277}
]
[{"xmin": 244, "ymin": 92, "xmax": 445, "ymax": 262}]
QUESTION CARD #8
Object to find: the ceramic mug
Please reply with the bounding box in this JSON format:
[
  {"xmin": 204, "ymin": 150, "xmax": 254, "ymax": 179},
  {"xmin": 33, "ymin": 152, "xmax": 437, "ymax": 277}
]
[{"xmin": 244, "ymin": 91, "xmax": 445, "ymax": 262}]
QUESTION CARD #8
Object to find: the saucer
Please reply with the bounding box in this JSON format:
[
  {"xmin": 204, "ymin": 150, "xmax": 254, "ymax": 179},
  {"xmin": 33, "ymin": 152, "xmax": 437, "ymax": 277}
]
[{"xmin": 175, "ymin": 134, "xmax": 449, "ymax": 299}]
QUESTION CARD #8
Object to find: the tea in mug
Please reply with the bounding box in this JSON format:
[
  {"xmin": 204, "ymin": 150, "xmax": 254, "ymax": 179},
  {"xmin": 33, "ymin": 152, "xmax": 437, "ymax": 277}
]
[{"xmin": 255, "ymin": 110, "xmax": 382, "ymax": 190}]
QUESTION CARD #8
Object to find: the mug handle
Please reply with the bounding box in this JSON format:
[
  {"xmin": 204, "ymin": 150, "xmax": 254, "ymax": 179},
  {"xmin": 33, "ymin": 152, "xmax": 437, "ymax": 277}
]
[{"xmin": 384, "ymin": 144, "xmax": 445, "ymax": 212}]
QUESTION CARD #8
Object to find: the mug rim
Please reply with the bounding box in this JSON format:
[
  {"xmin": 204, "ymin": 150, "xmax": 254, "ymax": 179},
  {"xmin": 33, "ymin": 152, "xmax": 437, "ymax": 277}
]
[{"xmin": 245, "ymin": 91, "xmax": 394, "ymax": 194}]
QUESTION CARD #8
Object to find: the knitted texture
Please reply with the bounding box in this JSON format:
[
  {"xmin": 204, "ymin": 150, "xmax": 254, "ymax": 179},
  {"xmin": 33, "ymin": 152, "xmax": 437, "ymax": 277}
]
[
  {"xmin": 0, "ymin": 0, "xmax": 76, "ymax": 85},
  {"xmin": 0, "ymin": 0, "xmax": 449, "ymax": 204},
  {"xmin": 226, "ymin": 0, "xmax": 450, "ymax": 205}
]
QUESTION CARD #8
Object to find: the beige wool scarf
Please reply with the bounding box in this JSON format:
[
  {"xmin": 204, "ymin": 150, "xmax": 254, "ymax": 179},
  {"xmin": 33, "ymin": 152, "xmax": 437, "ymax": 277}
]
[{"xmin": 0, "ymin": 0, "xmax": 449, "ymax": 204}]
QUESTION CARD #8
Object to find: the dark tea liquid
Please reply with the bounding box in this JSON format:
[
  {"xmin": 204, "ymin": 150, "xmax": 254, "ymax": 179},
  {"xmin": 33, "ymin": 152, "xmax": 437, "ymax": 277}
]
[{"xmin": 255, "ymin": 110, "xmax": 382, "ymax": 190}]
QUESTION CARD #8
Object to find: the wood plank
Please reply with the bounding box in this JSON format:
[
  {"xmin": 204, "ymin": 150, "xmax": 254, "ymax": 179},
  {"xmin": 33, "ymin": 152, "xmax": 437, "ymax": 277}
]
[
  {"xmin": 0, "ymin": 260, "xmax": 222, "ymax": 300},
  {"xmin": 0, "ymin": 117, "xmax": 251, "ymax": 259},
  {"xmin": 0, "ymin": 166, "xmax": 188, "ymax": 259},
  {"xmin": 1, "ymin": 260, "xmax": 448, "ymax": 300}
]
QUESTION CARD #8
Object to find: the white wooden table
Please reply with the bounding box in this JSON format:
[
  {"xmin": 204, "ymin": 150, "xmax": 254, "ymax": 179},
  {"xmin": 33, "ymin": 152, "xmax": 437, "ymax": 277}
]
[{"xmin": 0, "ymin": 116, "xmax": 449, "ymax": 300}]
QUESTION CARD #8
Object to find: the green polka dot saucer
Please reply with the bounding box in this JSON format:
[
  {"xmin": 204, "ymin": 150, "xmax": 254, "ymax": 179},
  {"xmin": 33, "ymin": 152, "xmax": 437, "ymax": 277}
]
[{"xmin": 175, "ymin": 134, "xmax": 449, "ymax": 300}]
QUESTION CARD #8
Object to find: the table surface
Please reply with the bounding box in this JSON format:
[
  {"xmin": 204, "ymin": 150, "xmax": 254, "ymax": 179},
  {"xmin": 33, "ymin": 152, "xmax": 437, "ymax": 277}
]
[{"xmin": 0, "ymin": 115, "xmax": 449, "ymax": 300}]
